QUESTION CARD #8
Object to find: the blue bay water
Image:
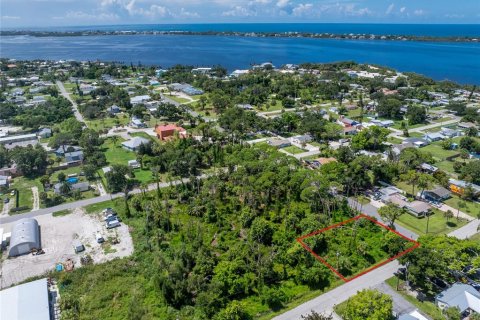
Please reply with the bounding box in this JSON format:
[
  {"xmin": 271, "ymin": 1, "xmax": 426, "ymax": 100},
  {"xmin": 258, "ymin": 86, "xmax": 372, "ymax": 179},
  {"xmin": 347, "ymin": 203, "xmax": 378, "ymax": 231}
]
[{"xmin": 1, "ymin": 25, "xmax": 479, "ymax": 84}]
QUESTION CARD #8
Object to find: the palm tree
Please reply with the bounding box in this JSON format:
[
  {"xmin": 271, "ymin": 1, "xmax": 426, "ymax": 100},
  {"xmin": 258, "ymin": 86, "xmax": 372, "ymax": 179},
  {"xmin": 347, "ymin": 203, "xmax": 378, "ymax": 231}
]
[
  {"xmin": 111, "ymin": 135, "xmax": 119, "ymax": 148},
  {"xmin": 59, "ymin": 182, "xmax": 71, "ymax": 195},
  {"xmin": 444, "ymin": 209, "xmax": 454, "ymax": 222}
]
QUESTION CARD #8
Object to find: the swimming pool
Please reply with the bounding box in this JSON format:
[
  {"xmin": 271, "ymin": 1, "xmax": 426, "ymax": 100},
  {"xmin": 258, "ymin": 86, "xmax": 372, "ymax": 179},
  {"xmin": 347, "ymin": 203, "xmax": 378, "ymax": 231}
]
[{"xmin": 67, "ymin": 177, "xmax": 79, "ymax": 184}]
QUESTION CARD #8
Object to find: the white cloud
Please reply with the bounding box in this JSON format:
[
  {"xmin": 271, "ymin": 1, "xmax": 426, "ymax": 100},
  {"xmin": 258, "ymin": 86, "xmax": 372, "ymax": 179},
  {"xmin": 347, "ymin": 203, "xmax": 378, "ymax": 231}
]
[
  {"xmin": 221, "ymin": 6, "xmax": 256, "ymax": 17},
  {"xmin": 386, "ymin": 3, "xmax": 394, "ymax": 15},
  {"xmin": 1, "ymin": 15, "xmax": 20, "ymax": 19},
  {"xmin": 400, "ymin": 7, "xmax": 406, "ymax": 13},
  {"xmin": 54, "ymin": 10, "xmax": 119, "ymax": 21},
  {"xmin": 413, "ymin": 9, "xmax": 424, "ymax": 16},
  {"xmin": 292, "ymin": 3, "xmax": 313, "ymax": 17},
  {"xmin": 276, "ymin": 0, "xmax": 290, "ymax": 8}
]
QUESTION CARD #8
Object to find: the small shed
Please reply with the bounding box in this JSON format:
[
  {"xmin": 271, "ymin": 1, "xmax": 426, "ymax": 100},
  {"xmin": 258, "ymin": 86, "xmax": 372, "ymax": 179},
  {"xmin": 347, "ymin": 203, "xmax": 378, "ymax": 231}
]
[{"xmin": 8, "ymin": 218, "xmax": 41, "ymax": 257}]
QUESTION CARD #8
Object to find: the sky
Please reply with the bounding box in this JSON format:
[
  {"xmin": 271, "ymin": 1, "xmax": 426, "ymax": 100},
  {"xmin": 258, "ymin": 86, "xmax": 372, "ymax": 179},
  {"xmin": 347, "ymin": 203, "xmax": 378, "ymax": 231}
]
[{"xmin": 1, "ymin": 0, "xmax": 479, "ymax": 28}]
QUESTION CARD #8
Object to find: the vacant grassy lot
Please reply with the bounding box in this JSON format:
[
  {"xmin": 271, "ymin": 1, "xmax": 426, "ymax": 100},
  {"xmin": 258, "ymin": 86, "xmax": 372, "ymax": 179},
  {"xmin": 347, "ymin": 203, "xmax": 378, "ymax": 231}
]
[
  {"xmin": 166, "ymin": 95, "xmax": 191, "ymax": 104},
  {"xmin": 102, "ymin": 137, "xmax": 136, "ymax": 166},
  {"xmin": 282, "ymin": 145, "xmax": 306, "ymax": 154},
  {"xmin": 86, "ymin": 115, "xmax": 130, "ymax": 132},
  {"xmin": 9, "ymin": 177, "xmax": 44, "ymax": 212},
  {"xmin": 421, "ymin": 143, "xmax": 458, "ymax": 161}
]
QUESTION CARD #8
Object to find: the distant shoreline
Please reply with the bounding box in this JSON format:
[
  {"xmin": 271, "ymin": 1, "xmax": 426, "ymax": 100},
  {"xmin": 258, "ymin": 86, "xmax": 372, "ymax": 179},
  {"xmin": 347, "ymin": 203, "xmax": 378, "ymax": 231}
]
[{"xmin": 1, "ymin": 30, "xmax": 479, "ymax": 43}]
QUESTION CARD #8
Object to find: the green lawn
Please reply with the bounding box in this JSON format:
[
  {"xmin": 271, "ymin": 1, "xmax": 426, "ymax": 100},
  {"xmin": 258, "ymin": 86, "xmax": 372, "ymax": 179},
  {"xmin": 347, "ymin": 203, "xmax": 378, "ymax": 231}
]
[
  {"xmin": 9, "ymin": 177, "xmax": 44, "ymax": 213},
  {"xmin": 385, "ymin": 277, "xmax": 446, "ymax": 320},
  {"xmin": 102, "ymin": 137, "xmax": 136, "ymax": 165},
  {"xmin": 421, "ymin": 143, "xmax": 458, "ymax": 161},
  {"xmin": 166, "ymin": 95, "xmax": 191, "ymax": 104},
  {"xmin": 404, "ymin": 132, "xmax": 425, "ymax": 138},
  {"xmin": 396, "ymin": 209, "xmax": 467, "ymax": 236},
  {"xmin": 444, "ymin": 195, "xmax": 480, "ymax": 217},
  {"xmin": 85, "ymin": 115, "xmax": 130, "ymax": 132},
  {"xmin": 387, "ymin": 136, "xmax": 404, "ymax": 144},
  {"xmin": 282, "ymin": 145, "xmax": 306, "ymax": 155},
  {"xmin": 101, "ymin": 137, "xmax": 155, "ymax": 184}
]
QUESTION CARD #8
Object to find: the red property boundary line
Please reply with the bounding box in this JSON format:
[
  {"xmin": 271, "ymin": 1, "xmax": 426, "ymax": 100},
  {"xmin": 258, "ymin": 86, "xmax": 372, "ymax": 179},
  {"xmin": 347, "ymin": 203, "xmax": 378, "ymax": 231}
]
[{"xmin": 297, "ymin": 214, "xmax": 420, "ymax": 283}]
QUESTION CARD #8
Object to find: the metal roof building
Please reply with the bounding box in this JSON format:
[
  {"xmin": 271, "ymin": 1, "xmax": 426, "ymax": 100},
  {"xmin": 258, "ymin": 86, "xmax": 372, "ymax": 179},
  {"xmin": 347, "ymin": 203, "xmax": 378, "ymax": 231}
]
[
  {"xmin": 0, "ymin": 278, "xmax": 51, "ymax": 320},
  {"xmin": 8, "ymin": 218, "xmax": 41, "ymax": 257}
]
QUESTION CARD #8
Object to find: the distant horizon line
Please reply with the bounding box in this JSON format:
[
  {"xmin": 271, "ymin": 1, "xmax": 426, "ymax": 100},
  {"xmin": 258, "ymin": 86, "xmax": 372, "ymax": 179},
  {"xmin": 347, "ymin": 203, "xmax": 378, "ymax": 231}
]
[{"xmin": 4, "ymin": 21, "xmax": 480, "ymax": 30}]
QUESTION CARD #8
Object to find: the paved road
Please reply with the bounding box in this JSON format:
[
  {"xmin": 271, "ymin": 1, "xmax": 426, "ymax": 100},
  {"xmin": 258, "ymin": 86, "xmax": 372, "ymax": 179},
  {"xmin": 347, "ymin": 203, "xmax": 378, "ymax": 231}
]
[
  {"xmin": 0, "ymin": 174, "xmax": 212, "ymax": 225},
  {"xmin": 448, "ymin": 219, "xmax": 480, "ymax": 239},
  {"xmin": 56, "ymin": 81, "xmax": 87, "ymax": 125},
  {"xmin": 273, "ymin": 261, "xmax": 401, "ymax": 320}
]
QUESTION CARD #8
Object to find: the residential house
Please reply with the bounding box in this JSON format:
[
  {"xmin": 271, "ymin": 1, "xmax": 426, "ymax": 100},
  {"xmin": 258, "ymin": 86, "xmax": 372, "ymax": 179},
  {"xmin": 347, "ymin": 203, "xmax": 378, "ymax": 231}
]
[
  {"xmin": 421, "ymin": 186, "xmax": 452, "ymax": 203},
  {"xmin": 441, "ymin": 127, "xmax": 462, "ymax": 138},
  {"xmin": 398, "ymin": 310, "xmax": 429, "ymax": 320},
  {"xmin": 236, "ymin": 104, "xmax": 254, "ymax": 110},
  {"xmin": 435, "ymin": 283, "xmax": 480, "ymax": 318},
  {"xmin": 343, "ymin": 126, "xmax": 359, "ymax": 136},
  {"xmin": 55, "ymin": 145, "xmax": 82, "ymax": 157},
  {"xmin": 289, "ymin": 134, "xmax": 313, "ymax": 145},
  {"xmin": 424, "ymin": 132, "xmax": 445, "ymax": 142},
  {"xmin": 379, "ymin": 186, "xmax": 431, "ymax": 217},
  {"xmin": 0, "ymin": 175, "xmax": 11, "ymax": 189},
  {"xmin": 11, "ymin": 88, "xmax": 24, "ymax": 96},
  {"xmin": 391, "ymin": 142, "xmax": 416, "ymax": 157},
  {"xmin": 130, "ymin": 95, "xmax": 151, "ymax": 105},
  {"xmin": 64, "ymin": 151, "xmax": 84, "ymax": 163},
  {"xmin": 155, "ymin": 124, "xmax": 187, "ymax": 141},
  {"xmin": 230, "ymin": 70, "xmax": 249, "ymax": 77},
  {"xmin": 121, "ymin": 136, "xmax": 150, "ymax": 152},
  {"xmin": 168, "ymin": 83, "xmax": 204, "ymax": 96},
  {"xmin": 338, "ymin": 116, "xmax": 358, "ymax": 127},
  {"xmin": 37, "ymin": 128, "xmax": 52, "ymax": 139},
  {"xmin": 388, "ymin": 195, "xmax": 432, "ymax": 218},
  {"xmin": 267, "ymin": 138, "xmax": 291, "ymax": 148},
  {"xmin": 130, "ymin": 117, "xmax": 146, "ymax": 128},
  {"xmin": 371, "ymin": 119, "xmax": 395, "ymax": 128},
  {"xmin": 448, "ymin": 179, "xmax": 480, "ymax": 197},
  {"xmin": 79, "ymin": 83, "xmax": 96, "ymax": 95},
  {"xmin": 31, "ymin": 96, "xmax": 47, "ymax": 105},
  {"xmin": 128, "ymin": 160, "xmax": 141, "ymax": 169},
  {"xmin": 107, "ymin": 105, "xmax": 121, "ymax": 114},
  {"xmin": 419, "ymin": 163, "xmax": 438, "ymax": 173},
  {"xmin": 54, "ymin": 182, "xmax": 90, "ymax": 194},
  {"xmin": 457, "ymin": 122, "xmax": 477, "ymax": 130},
  {"xmin": 404, "ymin": 137, "xmax": 429, "ymax": 148},
  {"xmin": 102, "ymin": 167, "xmax": 112, "ymax": 174}
]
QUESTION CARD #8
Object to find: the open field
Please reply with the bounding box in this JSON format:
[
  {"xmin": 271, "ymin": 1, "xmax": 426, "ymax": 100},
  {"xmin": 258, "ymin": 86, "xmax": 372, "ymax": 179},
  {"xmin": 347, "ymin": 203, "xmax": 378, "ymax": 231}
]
[
  {"xmin": 282, "ymin": 145, "xmax": 306, "ymax": 154},
  {"xmin": 85, "ymin": 115, "xmax": 130, "ymax": 132}
]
